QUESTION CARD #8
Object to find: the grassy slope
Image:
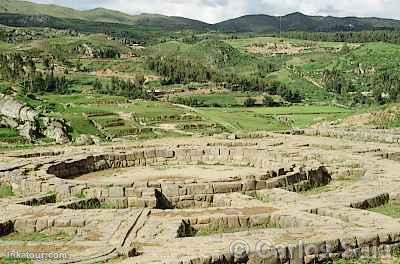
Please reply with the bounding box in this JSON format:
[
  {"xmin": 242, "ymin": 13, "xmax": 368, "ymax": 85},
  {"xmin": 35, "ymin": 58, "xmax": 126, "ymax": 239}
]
[
  {"xmin": 369, "ymin": 200, "xmax": 400, "ymax": 218},
  {"xmin": 216, "ymin": 12, "xmax": 400, "ymax": 33},
  {"xmin": 147, "ymin": 39, "xmax": 279, "ymax": 78},
  {"xmin": 2, "ymin": 1, "xmax": 400, "ymax": 36},
  {"xmin": 0, "ymin": 0, "xmax": 209, "ymax": 29},
  {"xmin": 198, "ymin": 106, "xmax": 352, "ymax": 132},
  {"xmin": 227, "ymin": 36, "xmax": 400, "ymax": 97}
]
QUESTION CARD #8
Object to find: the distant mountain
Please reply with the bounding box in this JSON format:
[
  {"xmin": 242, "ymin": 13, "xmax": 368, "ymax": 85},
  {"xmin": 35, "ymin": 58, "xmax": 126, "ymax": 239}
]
[
  {"xmin": 1, "ymin": 0, "xmax": 400, "ymax": 33},
  {"xmin": 0, "ymin": 0, "xmax": 210, "ymax": 29},
  {"xmin": 216, "ymin": 12, "xmax": 400, "ymax": 33}
]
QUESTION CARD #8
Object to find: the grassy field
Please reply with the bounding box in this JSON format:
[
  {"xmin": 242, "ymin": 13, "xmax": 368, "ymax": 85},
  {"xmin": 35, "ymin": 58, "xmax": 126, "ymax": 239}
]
[
  {"xmin": 1, "ymin": 29, "xmax": 400, "ymax": 146},
  {"xmin": 198, "ymin": 105, "xmax": 352, "ymax": 132},
  {"xmin": 0, "ymin": 128, "xmax": 27, "ymax": 144},
  {"xmin": 0, "ymin": 258, "xmax": 32, "ymax": 264},
  {"xmin": 0, "ymin": 185, "xmax": 14, "ymax": 198},
  {"xmin": 369, "ymin": 200, "xmax": 400, "ymax": 218},
  {"xmin": 0, "ymin": 231, "xmax": 71, "ymax": 242},
  {"xmin": 33, "ymin": 94, "xmax": 212, "ymax": 139}
]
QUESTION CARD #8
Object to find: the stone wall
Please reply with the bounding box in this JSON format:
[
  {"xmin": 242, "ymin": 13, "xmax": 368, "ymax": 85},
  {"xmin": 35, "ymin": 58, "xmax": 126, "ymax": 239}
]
[
  {"xmin": 302, "ymin": 128, "xmax": 400, "ymax": 144},
  {"xmin": 46, "ymin": 149, "xmax": 175, "ymax": 180},
  {"xmin": 350, "ymin": 193, "xmax": 390, "ymax": 210},
  {"xmin": 159, "ymin": 166, "xmax": 331, "ymax": 209},
  {"xmin": 178, "ymin": 213, "xmax": 299, "ymax": 237},
  {"xmin": 13, "ymin": 146, "xmax": 332, "ymax": 209},
  {"xmin": 181, "ymin": 233, "xmax": 400, "ymax": 264},
  {"xmin": 14, "ymin": 215, "xmax": 86, "ymax": 233}
]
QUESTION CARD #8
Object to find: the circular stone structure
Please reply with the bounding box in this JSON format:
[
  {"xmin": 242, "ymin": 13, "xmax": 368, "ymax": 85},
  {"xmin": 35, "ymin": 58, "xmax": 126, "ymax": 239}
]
[
  {"xmin": 1, "ymin": 131, "xmax": 400, "ymax": 264},
  {"xmin": 73, "ymin": 164, "xmax": 268, "ymax": 185}
]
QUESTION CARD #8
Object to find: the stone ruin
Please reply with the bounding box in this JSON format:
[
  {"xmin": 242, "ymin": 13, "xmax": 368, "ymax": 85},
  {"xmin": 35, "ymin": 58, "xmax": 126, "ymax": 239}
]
[{"xmin": 1, "ymin": 130, "xmax": 400, "ymax": 263}]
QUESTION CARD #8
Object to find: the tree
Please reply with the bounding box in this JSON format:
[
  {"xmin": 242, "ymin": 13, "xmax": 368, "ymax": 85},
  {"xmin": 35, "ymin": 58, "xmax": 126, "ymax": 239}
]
[
  {"xmin": 243, "ymin": 98, "xmax": 256, "ymax": 107},
  {"xmin": 262, "ymin": 95, "xmax": 276, "ymax": 107}
]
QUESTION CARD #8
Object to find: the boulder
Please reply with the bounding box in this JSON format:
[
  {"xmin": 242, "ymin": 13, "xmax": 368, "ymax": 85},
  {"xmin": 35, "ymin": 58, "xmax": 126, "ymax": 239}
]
[
  {"xmin": 75, "ymin": 134, "xmax": 95, "ymax": 146},
  {"xmin": 42, "ymin": 118, "xmax": 70, "ymax": 144},
  {"xmin": 17, "ymin": 122, "xmax": 37, "ymax": 142},
  {"xmin": 0, "ymin": 115, "xmax": 19, "ymax": 128},
  {"xmin": 0, "ymin": 94, "xmax": 37, "ymax": 122}
]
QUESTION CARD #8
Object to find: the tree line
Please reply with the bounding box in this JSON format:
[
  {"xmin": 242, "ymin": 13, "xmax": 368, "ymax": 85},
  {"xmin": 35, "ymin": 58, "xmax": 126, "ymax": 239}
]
[
  {"xmin": 321, "ymin": 67, "xmax": 400, "ymax": 105},
  {"xmin": 278, "ymin": 31, "xmax": 400, "ymax": 45},
  {"xmin": 146, "ymin": 55, "xmax": 213, "ymax": 84},
  {"xmin": 93, "ymin": 76, "xmax": 150, "ymax": 100},
  {"xmin": 146, "ymin": 55, "xmax": 303, "ymax": 103},
  {"xmin": 0, "ymin": 53, "xmax": 71, "ymax": 94}
]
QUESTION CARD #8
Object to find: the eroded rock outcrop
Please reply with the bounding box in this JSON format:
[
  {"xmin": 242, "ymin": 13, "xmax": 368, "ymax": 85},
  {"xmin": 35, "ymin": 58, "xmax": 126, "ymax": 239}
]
[
  {"xmin": 0, "ymin": 94, "xmax": 37, "ymax": 122},
  {"xmin": 0, "ymin": 93, "xmax": 70, "ymax": 143},
  {"xmin": 42, "ymin": 117, "xmax": 69, "ymax": 144}
]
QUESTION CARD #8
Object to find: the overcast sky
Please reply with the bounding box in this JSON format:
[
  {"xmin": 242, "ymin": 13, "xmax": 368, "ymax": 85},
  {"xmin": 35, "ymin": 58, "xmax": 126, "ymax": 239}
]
[{"xmin": 29, "ymin": 0, "xmax": 400, "ymax": 23}]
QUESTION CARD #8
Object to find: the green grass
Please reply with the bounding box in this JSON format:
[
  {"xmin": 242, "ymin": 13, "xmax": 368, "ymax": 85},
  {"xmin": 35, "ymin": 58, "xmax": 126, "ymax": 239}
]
[
  {"xmin": 198, "ymin": 105, "xmax": 352, "ymax": 132},
  {"xmin": 322, "ymin": 258, "xmax": 383, "ymax": 264},
  {"xmin": 247, "ymin": 192, "xmax": 271, "ymax": 203},
  {"xmin": 0, "ymin": 257, "xmax": 32, "ymax": 264},
  {"xmin": 0, "ymin": 128, "xmax": 19, "ymax": 138},
  {"xmin": 169, "ymin": 91, "xmax": 268, "ymax": 107},
  {"xmin": 369, "ymin": 200, "xmax": 400, "ymax": 218},
  {"xmin": 0, "ymin": 231, "xmax": 71, "ymax": 242},
  {"xmin": 0, "ymin": 128, "xmax": 27, "ymax": 144},
  {"xmin": 198, "ymin": 108, "xmax": 287, "ymax": 132},
  {"xmin": 0, "ymin": 185, "xmax": 14, "ymax": 198},
  {"xmin": 0, "ymin": 83, "xmax": 11, "ymax": 93},
  {"xmin": 194, "ymin": 222, "xmax": 279, "ymax": 237},
  {"xmin": 71, "ymin": 57, "xmax": 150, "ymax": 75},
  {"xmin": 0, "ymin": 143, "xmax": 34, "ymax": 152}
]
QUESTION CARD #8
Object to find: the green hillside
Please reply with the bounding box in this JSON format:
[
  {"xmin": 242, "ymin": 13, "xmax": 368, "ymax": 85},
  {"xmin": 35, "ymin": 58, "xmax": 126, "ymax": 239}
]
[
  {"xmin": 0, "ymin": 0, "xmax": 209, "ymax": 30},
  {"xmin": 1, "ymin": 0, "xmax": 400, "ymax": 34},
  {"xmin": 216, "ymin": 12, "xmax": 400, "ymax": 33}
]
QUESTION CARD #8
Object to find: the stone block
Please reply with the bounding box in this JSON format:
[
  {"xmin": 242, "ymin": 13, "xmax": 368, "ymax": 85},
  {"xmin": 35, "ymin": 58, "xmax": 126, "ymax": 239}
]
[
  {"xmin": 107, "ymin": 197, "xmax": 128, "ymax": 209},
  {"xmin": 213, "ymin": 182, "xmax": 242, "ymax": 194},
  {"xmin": 128, "ymin": 197, "xmax": 146, "ymax": 207},
  {"xmin": 187, "ymin": 184, "xmax": 213, "ymax": 195},
  {"xmin": 249, "ymin": 249, "xmax": 280, "ymax": 264},
  {"xmin": 255, "ymin": 181, "xmax": 267, "ymax": 190},
  {"xmin": 70, "ymin": 218, "xmax": 86, "ymax": 227},
  {"xmin": 288, "ymin": 243, "xmax": 305, "ymax": 264},
  {"xmin": 125, "ymin": 187, "xmax": 137, "ymax": 197},
  {"xmin": 54, "ymin": 218, "xmax": 71, "ymax": 228},
  {"xmin": 35, "ymin": 218, "xmax": 48, "ymax": 232},
  {"xmin": 144, "ymin": 198, "xmax": 157, "ymax": 208},
  {"xmin": 226, "ymin": 216, "xmax": 240, "ymax": 229},
  {"xmin": 242, "ymin": 180, "xmax": 257, "ymax": 192},
  {"xmin": 15, "ymin": 218, "xmax": 36, "ymax": 233},
  {"xmin": 249, "ymin": 214, "xmax": 270, "ymax": 226},
  {"xmin": 109, "ymin": 187, "xmax": 125, "ymax": 198},
  {"xmin": 325, "ymin": 239, "xmax": 341, "ymax": 253},
  {"xmin": 156, "ymin": 149, "xmax": 175, "ymax": 158},
  {"xmin": 162, "ymin": 184, "xmax": 180, "ymax": 197}
]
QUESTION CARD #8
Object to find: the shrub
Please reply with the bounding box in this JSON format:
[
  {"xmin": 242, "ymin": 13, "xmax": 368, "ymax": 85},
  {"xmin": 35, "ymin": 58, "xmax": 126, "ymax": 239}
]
[{"xmin": 243, "ymin": 97, "xmax": 256, "ymax": 107}]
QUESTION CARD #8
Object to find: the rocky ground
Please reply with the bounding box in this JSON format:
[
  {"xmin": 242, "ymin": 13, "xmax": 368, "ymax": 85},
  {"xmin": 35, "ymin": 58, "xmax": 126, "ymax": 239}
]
[{"xmin": 1, "ymin": 130, "xmax": 400, "ymax": 264}]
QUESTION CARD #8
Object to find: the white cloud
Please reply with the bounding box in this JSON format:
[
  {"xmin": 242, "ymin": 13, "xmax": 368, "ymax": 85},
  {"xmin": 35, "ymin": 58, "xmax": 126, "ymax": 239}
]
[{"xmin": 29, "ymin": 0, "xmax": 400, "ymax": 23}]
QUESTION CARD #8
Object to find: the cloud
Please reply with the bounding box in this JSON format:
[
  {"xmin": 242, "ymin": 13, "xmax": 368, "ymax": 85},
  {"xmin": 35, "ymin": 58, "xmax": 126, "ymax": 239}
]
[{"xmin": 29, "ymin": 0, "xmax": 400, "ymax": 23}]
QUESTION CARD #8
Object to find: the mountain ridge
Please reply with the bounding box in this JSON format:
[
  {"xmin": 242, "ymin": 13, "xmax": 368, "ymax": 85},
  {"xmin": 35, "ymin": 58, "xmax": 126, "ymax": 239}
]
[{"xmin": 1, "ymin": 0, "xmax": 400, "ymax": 33}]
